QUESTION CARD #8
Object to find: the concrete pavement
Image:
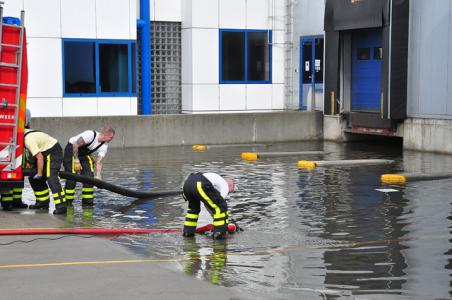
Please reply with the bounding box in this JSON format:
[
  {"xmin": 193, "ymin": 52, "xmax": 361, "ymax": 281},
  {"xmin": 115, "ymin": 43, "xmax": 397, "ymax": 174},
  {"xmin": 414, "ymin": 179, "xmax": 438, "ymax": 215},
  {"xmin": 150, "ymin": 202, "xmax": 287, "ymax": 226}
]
[{"xmin": 0, "ymin": 210, "xmax": 247, "ymax": 300}]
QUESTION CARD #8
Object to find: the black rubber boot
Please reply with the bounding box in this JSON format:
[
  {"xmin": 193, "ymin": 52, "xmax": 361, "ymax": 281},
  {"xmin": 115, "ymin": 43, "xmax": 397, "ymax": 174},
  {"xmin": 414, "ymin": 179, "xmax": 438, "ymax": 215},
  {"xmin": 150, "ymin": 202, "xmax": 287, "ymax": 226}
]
[
  {"xmin": 183, "ymin": 232, "xmax": 195, "ymax": 238},
  {"xmin": 1, "ymin": 202, "xmax": 13, "ymax": 211},
  {"xmin": 81, "ymin": 199, "xmax": 94, "ymax": 207},
  {"xmin": 212, "ymin": 232, "xmax": 227, "ymax": 240},
  {"xmin": 29, "ymin": 201, "xmax": 50, "ymax": 210},
  {"xmin": 12, "ymin": 199, "xmax": 28, "ymax": 209},
  {"xmin": 53, "ymin": 203, "xmax": 67, "ymax": 215}
]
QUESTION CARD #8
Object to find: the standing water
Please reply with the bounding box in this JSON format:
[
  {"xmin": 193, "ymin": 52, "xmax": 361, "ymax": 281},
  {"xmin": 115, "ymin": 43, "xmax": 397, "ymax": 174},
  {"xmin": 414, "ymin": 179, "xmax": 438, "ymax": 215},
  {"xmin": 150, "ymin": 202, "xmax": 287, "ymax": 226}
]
[{"xmin": 26, "ymin": 141, "xmax": 452, "ymax": 299}]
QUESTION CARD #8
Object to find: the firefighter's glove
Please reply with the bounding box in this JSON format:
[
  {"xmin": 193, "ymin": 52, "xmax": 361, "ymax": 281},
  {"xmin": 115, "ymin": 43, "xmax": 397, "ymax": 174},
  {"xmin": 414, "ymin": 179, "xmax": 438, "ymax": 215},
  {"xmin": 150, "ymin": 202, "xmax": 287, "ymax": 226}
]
[
  {"xmin": 33, "ymin": 174, "xmax": 43, "ymax": 180},
  {"xmin": 230, "ymin": 218, "xmax": 244, "ymax": 232},
  {"xmin": 73, "ymin": 158, "xmax": 82, "ymax": 172}
]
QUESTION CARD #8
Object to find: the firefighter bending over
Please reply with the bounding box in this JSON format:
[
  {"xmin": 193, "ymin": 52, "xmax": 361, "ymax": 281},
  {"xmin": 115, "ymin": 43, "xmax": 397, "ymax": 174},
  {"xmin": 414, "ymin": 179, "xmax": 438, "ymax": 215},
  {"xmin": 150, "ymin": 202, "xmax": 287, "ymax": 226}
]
[
  {"xmin": 63, "ymin": 127, "xmax": 115, "ymax": 206},
  {"xmin": 24, "ymin": 128, "xmax": 67, "ymax": 215},
  {"xmin": 182, "ymin": 172, "xmax": 238, "ymax": 240}
]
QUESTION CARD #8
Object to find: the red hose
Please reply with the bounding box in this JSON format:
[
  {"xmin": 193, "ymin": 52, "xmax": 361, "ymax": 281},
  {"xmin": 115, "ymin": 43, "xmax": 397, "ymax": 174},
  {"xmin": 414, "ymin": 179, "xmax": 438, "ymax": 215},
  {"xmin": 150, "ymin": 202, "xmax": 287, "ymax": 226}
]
[{"xmin": 0, "ymin": 224, "xmax": 236, "ymax": 236}]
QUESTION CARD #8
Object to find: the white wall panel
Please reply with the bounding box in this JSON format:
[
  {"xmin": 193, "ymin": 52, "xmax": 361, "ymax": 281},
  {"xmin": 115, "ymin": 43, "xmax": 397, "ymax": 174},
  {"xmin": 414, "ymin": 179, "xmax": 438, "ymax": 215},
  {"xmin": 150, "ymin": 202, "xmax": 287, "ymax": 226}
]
[
  {"xmin": 190, "ymin": 0, "xmax": 219, "ymax": 29},
  {"xmin": 272, "ymin": 84, "xmax": 284, "ymax": 110},
  {"xmin": 63, "ymin": 98, "xmax": 97, "ymax": 116},
  {"xmin": 129, "ymin": 0, "xmax": 137, "ymax": 39},
  {"xmin": 273, "ymin": 0, "xmax": 285, "ymax": 31},
  {"xmin": 219, "ymin": 0, "xmax": 245, "ymax": 29},
  {"xmin": 96, "ymin": 0, "xmax": 130, "ymax": 39},
  {"xmin": 3, "ymin": 0, "xmax": 23, "ymax": 18},
  {"xmin": 130, "ymin": 97, "xmax": 138, "ymax": 115},
  {"xmin": 246, "ymin": 0, "xmax": 269, "ymax": 29},
  {"xmin": 182, "ymin": 84, "xmax": 193, "ymax": 111},
  {"xmin": 181, "ymin": 0, "xmax": 192, "ymax": 28},
  {"xmin": 192, "ymin": 29, "xmax": 218, "ymax": 84},
  {"xmin": 98, "ymin": 97, "xmax": 133, "ymax": 116},
  {"xmin": 293, "ymin": 0, "xmax": 325, "ymax": 37},
  {"xmin": 27, "ymin": 98, "xmax": 63, "ymax": 117},
  {"xmin": 181, "ymin": 29, "xmax": 193, "ymax": 84},
  {"xmin": 61, "ymin": 0, "xmax": 96, "ymax": 38},
  {"xmin": 246, "ymin": 85, "xmax": 272, "ymax": 110},
  {"xmin": 272, "ymin": 43, "xmax": 284, "ymax": 84},
  {"xmin": 192, "ymin": 85, "xmax": 219, "ymax": 111},
  {"xmin": 27, "ymin": 38, "xmax": 62, "ymax": 98},
  {"xmin": 24, "ymin": 0, "xmax": 61, "ymax": 38},
  {"xmin": 154, "ymin": 0, "xmax": 181, "ymax": 22},
  {"xmin": 219, "ymin": 85, "xmax": 246, "ymax": 111},
  {"xmin": 150, "ymin": 0, "xmax": 156, "ymax": 20}
]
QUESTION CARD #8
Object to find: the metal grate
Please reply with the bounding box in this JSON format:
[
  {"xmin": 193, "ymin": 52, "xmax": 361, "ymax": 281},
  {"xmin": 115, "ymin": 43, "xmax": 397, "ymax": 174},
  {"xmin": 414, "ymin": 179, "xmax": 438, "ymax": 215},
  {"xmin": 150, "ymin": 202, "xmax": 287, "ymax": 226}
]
[{"xmin": 138, "ymin": 21, "xmax": 182, "ymax": 115}]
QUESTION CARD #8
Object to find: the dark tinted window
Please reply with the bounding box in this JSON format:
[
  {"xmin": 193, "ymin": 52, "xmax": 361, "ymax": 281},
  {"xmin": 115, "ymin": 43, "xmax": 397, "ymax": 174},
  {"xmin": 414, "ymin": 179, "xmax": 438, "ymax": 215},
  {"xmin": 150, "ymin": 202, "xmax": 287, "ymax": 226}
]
[
  {"xmin": 357, "ymin": 48, "xmax": 371, "ymax": 60},
  {"xmin": 99, "ymin": 44, "xmax": 129, "ymax": 93},
  {"xmin": 221, "ymin": 31, "xmax": 245, "ymax": 81},
  {"xmin": 314, "ymin": 38, "xmax": 324, "ymax": 83},
  {"xmin": 302, "ymin": 42, "xmax": 312, "ymax": 84},
  {"xmin": 248, "ymin": 32, "xmax": 270, "ymax": 81},
  {"xmin": 64, "ymin": 42, "xmax": 96, "ymax": 93}
]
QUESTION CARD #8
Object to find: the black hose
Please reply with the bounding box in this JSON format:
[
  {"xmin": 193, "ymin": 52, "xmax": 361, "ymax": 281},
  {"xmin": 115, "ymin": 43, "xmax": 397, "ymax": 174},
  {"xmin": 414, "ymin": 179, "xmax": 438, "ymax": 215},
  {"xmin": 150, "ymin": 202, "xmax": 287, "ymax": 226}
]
[{"xmin": 23, "ymin": 169, "xmax": 182, "ymax": 199}]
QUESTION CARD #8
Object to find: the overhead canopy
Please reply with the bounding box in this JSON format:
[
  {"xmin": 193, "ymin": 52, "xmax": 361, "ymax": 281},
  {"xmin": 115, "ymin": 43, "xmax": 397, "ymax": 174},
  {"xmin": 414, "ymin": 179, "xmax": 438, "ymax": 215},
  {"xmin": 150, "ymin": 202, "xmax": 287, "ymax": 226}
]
[{"xmin": 324, "ymin": 0, "xmax": 389, "ymax": 31}]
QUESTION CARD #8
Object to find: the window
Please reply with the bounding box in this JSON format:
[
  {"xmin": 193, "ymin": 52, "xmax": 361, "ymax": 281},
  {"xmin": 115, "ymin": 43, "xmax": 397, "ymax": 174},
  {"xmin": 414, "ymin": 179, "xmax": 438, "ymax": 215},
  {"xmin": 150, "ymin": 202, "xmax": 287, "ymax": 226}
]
[
  {"xmin": 357, "ymin": 48, "xmax": 371, "ymax": 60},
  {"xmin": 301, "ymin": 36, "xmax": 323, "ymax": 84},
  {"xmin": 63, "ymin": 39, "xmax": 137, "ymax": 97},
  {"xmin": 220, "ymin": 29, "xmax": 271, "ymax": 84}
]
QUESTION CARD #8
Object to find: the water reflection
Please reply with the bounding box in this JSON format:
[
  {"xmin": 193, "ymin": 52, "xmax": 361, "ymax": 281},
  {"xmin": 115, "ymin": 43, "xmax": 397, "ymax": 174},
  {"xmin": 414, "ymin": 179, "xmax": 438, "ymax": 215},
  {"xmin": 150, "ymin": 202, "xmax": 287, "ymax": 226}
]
[{"xmin": 19, "ymin": 141, "xmax": 452, "ymax": 299}]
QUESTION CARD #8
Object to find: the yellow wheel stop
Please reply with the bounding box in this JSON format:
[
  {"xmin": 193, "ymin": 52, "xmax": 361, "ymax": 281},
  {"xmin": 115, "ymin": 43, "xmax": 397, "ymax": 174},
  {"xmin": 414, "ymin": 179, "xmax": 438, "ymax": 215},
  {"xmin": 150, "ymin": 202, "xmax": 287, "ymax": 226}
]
[
  {"xmin": 241, "ymin": 152, "xmax": 259, "ymax": 161},
  {"xmin": 297, "ymin": 160, "xmax": 317, "ymax": 169},
  {"xmin": 192, "ymin": 145, "xmax": 207, "ymax": 151},
  {"xmin": 381, "ymin": 174, "xmax": 407, "ymax": 184}
]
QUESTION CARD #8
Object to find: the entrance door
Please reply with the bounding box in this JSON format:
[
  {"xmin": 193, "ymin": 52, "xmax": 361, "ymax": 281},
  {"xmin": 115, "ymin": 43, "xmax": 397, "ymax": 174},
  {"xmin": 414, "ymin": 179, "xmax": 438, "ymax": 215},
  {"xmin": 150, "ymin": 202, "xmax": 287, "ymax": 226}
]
[
  {"xmin": 351, "ymin": 28, "xmax": 382, "ymax": 111},
  {"xmin": 300, "ymin": 36, "xmax": 324, "ymax": 110}
]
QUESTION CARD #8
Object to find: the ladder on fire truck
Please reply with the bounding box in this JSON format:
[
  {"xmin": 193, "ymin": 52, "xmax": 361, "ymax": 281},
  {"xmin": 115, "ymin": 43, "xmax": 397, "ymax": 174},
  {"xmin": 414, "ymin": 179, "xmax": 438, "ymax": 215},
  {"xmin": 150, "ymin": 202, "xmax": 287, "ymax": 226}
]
[{"xmin": 0, "ymin": 4, "xmax": 25, "ymax": 173}]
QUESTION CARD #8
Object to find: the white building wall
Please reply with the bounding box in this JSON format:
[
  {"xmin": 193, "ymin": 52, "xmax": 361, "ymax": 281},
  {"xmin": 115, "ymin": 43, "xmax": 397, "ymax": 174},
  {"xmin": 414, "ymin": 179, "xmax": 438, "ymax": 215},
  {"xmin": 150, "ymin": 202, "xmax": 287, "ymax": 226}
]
[
  {"xmin": 3, "ymin": 0, "xmax": 137, "ymax": 117},
  {"xmin": 182, "ymin": 0, "xmax": 286, "ymax": 113}
]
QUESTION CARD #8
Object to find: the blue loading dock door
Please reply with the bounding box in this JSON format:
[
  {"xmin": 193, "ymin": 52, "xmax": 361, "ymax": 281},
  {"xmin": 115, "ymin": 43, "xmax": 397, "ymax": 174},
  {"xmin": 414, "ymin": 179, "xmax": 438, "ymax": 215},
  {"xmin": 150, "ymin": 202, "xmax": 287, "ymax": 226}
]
[{"xmin": 351, "ymin": 28, "xmax": 382, "ymax": 112}]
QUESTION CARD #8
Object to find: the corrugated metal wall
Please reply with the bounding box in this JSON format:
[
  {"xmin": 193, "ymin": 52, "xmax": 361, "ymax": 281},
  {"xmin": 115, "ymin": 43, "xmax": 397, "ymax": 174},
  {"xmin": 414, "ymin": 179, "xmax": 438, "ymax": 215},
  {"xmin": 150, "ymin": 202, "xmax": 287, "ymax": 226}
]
[{"xmin": 408, "ymin": 0, "xmax": 452, "ymax": 118}]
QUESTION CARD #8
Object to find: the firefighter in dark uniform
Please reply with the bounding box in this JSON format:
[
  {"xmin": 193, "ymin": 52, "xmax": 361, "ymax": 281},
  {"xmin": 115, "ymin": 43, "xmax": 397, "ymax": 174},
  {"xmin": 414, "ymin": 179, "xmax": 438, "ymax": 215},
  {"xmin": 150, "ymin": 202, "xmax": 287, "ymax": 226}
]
[
  {"xmin": 24, "ymin": 129, "xmax": 67, "ymax": 214},
  {"xmin": 62, "ymin": 127, "xmax": 115, "ymax": 206},
  {"xmin": 182, "ymin": 172, "xmax": 236, "ymax": 240}
]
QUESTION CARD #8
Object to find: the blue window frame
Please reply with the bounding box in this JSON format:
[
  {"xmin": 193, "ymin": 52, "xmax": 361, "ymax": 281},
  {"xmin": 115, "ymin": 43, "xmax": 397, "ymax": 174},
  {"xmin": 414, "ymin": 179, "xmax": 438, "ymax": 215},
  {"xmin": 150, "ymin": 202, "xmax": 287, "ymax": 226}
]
[
  {"xmin": 219, "ymin": 29, "xmax": 272, "ymax": 84},
  {"xmin": 62, "ymin": 39, "xmax": 137, "ymax": 97}
]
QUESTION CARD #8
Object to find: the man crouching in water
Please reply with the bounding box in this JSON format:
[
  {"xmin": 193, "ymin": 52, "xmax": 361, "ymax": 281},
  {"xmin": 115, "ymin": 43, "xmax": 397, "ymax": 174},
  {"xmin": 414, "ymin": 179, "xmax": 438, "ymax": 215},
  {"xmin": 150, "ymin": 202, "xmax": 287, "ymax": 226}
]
[{"xmin": 182, "ymin": 172, "xmax": 239, "ymax": 240}]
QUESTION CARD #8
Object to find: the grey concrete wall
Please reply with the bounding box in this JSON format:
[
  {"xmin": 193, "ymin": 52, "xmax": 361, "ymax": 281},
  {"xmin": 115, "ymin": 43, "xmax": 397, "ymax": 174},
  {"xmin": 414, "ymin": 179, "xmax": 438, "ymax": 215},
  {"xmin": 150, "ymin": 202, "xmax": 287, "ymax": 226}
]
[
  {"xmin": 31, "ymin": 112, "xmax": 323, "ymax": 148},
  {"xmin": 403, "ymin": 118, "xmax": 452, "ymax": 154}
]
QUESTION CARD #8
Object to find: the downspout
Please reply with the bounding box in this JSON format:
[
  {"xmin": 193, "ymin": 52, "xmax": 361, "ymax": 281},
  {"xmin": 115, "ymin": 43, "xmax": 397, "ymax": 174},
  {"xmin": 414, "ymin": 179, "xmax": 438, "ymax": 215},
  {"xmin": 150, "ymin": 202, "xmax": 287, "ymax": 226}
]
[{"xmin": 137, "ymin": 0, "xmax": 152, "ymax": 115}]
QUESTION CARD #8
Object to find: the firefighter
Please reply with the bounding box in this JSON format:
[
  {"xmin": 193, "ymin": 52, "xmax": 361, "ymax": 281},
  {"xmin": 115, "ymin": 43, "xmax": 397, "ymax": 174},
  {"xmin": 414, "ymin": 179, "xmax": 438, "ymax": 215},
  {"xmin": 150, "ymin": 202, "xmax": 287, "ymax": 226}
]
[
  {"xmin": 24, "ymin": 128, "xmax": 67, "ymax": 215},
  {"xmin": 62, "ymin": 127, "xmax": 115, "ymax": 206},
  {"xmin": 182, "ymin": 172, "xmax": 237, "ymax": 240}
]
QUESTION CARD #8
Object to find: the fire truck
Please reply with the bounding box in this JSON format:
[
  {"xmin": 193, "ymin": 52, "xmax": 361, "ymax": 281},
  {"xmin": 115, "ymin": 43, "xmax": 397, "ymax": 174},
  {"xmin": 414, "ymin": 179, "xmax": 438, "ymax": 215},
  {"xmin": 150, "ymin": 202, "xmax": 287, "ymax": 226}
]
[{"xmin": 0, "ymin": 6, "xmax": 28, "ymax": 194}]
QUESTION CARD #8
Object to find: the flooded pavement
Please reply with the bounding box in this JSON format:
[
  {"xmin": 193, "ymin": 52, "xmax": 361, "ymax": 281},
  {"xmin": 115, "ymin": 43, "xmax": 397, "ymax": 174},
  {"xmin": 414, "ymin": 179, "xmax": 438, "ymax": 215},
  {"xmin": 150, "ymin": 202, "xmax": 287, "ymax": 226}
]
[{"xmin": 21, "ymin": 141, "xmax": 452, "ymax": 299}]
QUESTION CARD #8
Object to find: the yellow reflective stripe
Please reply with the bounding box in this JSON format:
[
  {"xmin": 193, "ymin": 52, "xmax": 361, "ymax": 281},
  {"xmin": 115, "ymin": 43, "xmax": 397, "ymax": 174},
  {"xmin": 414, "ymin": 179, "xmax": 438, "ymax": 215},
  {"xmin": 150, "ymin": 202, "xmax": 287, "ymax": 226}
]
[
  {"xmin": 71, "ymin": 158, "xmax": 75, "ymax": 173},
  {"xmin": 52, "ymin": 192, "xmax": 64, "ymax": 198},
  {"xmin": 65, "ymin": 195, "xmax": 75, "ymax": 200},
  {"xmin": 82, "ymin": 195, "xmax": 94, "ymax": 199},
  {"xmin": 46, "ymin": 154, "xmax": 51, "ymax": 178},
  {"xmin": 13, "ymin": 194, "xmax": 22, "ymax": 199},
  {"xmin": 54, "ymin": 199, "xmax": 61, "ymax": 205},
  {"xmin": 196, "ymin": 182, "xmax": 220, "ymax": 215},
  {"xmin": 65, "ymin": 189, "xmax": 75, "ymax": 194},
  {"xmin": 2, "ymin": 196, "xmax": 13, "ymax": 201},
  {"xmin": 35, "ymin": 190, "xmax": 49, "ymax": 196},
  {"xmin": 13, "ymin": 188, "xmax": 22, "ymax": 193},
  {"xmin": 214, "ymin": 213, "xmax": 226, "ymax": 219},
  {"xmin": 88, "ymin": 156, "xmax": 94, "ymax": 172},
  {"xmin": 184, "ymin": 221, "xmax": 197, "ymax": 227},
  {"xmin": 36, "ymin": 195, "xmax": 50, "ymax": 201},
  {"xmin": 82, "ymin": 188, "xmax": 94, "ymax": 192},
  {"xmin": 213, "ymin": 220, "xmax": 225, "ymax": 226},
  {"xmin": 186, "ymin": 213, "xmax": 198, "ymax": 219}
]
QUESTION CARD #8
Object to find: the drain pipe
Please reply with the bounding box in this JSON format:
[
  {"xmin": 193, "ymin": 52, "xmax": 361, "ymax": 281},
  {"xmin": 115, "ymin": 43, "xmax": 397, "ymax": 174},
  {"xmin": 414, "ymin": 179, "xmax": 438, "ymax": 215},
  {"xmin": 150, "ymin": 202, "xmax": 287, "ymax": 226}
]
[{"xmin": 137, "ymin": 0, "xmax": 152, "ymax": 115}]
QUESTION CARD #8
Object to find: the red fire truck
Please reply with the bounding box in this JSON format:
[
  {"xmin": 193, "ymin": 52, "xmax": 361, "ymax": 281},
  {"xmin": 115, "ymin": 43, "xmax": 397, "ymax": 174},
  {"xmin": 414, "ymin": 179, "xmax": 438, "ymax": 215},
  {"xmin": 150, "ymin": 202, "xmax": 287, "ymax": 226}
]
[{"xmin": 0, "ymin": 8, "xmax": 28, "ymax": 193}]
